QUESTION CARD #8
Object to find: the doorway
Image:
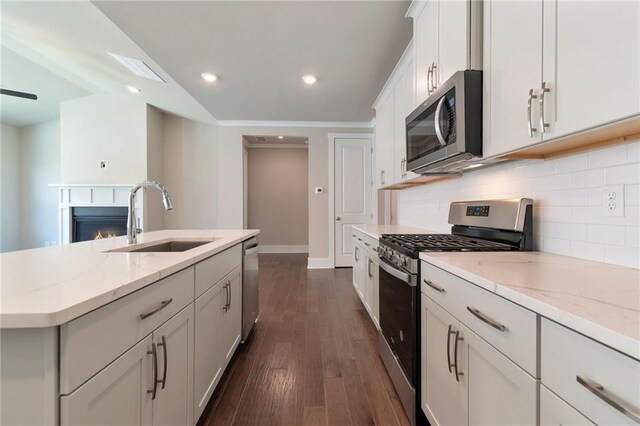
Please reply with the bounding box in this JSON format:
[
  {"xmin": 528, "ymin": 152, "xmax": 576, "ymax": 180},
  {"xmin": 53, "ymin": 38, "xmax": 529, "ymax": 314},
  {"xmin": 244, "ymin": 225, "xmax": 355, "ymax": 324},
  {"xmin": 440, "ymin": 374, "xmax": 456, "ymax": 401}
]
[
  {"xmin": 329, "ymin": 134, "xmax": 373, "ymax": 267},
  {"xmin": 243, "ymin": 135, "xmax": 309, "ymax": 253}
]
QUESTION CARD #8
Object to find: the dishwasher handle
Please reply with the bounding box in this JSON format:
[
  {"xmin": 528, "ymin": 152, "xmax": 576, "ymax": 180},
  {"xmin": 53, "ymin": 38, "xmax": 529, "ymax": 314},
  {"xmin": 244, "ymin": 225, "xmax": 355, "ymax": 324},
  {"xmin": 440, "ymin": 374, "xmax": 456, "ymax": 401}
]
[{"xmin": 244, "ymin": 244, "xmax": 259, "ymax": 256}]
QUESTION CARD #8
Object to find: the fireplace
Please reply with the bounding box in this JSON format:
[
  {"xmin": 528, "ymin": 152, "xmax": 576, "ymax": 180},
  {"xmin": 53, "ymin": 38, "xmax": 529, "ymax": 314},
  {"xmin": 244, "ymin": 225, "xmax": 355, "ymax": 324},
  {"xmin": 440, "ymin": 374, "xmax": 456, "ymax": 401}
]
[{"xmin": 72, "ymin": 207, "xmax": 128, "ymax": 242}]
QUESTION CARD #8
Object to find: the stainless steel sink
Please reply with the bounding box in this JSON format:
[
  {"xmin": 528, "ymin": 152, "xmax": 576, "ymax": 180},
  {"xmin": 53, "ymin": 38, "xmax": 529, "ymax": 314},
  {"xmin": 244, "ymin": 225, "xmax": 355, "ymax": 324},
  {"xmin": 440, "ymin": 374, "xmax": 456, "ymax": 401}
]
[{"xmin": 108, "ymin": 239, "xmax": 215, "ymax": 253}]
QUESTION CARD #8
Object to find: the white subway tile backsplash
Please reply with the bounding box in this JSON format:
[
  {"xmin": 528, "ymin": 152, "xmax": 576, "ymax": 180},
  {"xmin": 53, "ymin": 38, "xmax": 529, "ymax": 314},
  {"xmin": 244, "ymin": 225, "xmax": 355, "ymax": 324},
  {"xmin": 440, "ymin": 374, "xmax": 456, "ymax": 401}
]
[
  {"xmin": 570, "ymin": 241, "xmax": 605, "ymax": 262},
  {"xmin": 606, "ymin": 163, "xmax": 640, "ymax": 185},
  {"xmin": 587, "ymin": 144, "xmax": 627, "ymax": 168},
  {"xmin": 397, "ymin": 137, "xmax": 639, "ymax": 269},
  {"xmin": 587, "ymin": 224, "xmax": 626, "ymax": 245},
  {"xmin": 571, "ymin": 169, "xmax": 606, "ymax": 189},
  {"xmin": 604, "ymin": 245, "xmax": 640, "ymax": 269}
]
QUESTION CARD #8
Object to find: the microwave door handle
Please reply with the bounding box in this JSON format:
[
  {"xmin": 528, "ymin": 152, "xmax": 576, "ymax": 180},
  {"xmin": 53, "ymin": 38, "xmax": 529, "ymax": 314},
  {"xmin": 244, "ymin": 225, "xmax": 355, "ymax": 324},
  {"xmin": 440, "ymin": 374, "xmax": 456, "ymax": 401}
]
[{"xmin": 434, "ymin": 96, "xmax": 447, "ymax": 147}]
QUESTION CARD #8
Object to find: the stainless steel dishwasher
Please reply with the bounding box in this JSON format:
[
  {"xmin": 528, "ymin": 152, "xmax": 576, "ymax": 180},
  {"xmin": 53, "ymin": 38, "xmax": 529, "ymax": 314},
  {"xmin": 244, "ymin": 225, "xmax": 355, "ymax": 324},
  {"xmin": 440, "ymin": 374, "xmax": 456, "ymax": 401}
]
[{"xmin": 242, "ymin": 237, "xmax": 259, "ymax": 342}]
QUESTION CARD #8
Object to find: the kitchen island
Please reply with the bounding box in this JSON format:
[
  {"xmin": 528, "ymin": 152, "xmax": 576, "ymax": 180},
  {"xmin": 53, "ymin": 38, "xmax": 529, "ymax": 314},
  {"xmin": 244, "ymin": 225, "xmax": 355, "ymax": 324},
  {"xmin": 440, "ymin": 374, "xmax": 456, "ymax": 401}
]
[{"xmin": 1, "ymin": 229, "xmax": 258, "ymax": 426}]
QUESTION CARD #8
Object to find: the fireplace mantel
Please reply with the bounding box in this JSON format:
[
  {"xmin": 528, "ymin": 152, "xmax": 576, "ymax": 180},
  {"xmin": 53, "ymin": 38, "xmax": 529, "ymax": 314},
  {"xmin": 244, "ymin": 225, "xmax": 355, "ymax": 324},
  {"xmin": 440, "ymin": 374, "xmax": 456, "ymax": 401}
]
[{"xmin": 52, "ymin": 184, "xmax": 144, "ymax": 245}]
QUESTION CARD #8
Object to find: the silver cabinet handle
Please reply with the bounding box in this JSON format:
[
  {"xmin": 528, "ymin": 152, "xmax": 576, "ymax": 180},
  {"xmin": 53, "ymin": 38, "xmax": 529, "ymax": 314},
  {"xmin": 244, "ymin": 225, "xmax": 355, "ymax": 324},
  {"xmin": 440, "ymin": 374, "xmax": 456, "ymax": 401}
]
[
  {"xmin": 228, "ymin": 280, "xmax": 232, "ymax": 308},
  {"xmin": 354, "ymin": 247, "xmax": 359, "ymax": 262},
  {"xmin": 453, "ymin": 330, "xmax": 463, "ymax": 382},
  {"xmin": 424, "ymin": 279, "xmax": 445, "ymax": 293},
  {"xmin": 447, "ymin": 324, "xmax": 454, "ymax": 373},
  {"xmin": 157, "ymin": 335, "xmax": 168, "ymax": 390},
  {"xmin": 147, "ymin": 342, "xmax": 158, "ymax": 400},
  {"xmin": 527, "ymin": 89, "xmax": 538, "ymax": 137},
  {"xmin": 577, "ymin": 376, "xmax": 640, "ymax": 423},
  {"xmin": 432, "ymin": 62, "xmax": 438, "ymax": 90},
  {"xmin": 539, "ymin": 81, "xmax": 550, "ymax": 134},
  {"xmin": 140, "ymin": 298, "xmax": 173, "ymax": 320},
  {"xmin": 427, "ymin": 65, "xmax": 433, "ymax": 95},
  {"xmin": 364, "ymin": 242, "xmax": 371, "ymax": 247},
  {"xmin": 467, "ymin": 306, "xmax": 507, "ymax": 332},
  {"xmin": 226, "ymin": 282, "xmax": 231, "ymax": 310},
  {"xmin": 380, "ymin": 169, "xmax": 385, "ymax": 185},
  {"xmin": 368, "ymin": 258, "xmax": 373, "ymax": 279},
  {"xmin": 434, "ymin": 97, "xmax": 447, "ymax": 147}
]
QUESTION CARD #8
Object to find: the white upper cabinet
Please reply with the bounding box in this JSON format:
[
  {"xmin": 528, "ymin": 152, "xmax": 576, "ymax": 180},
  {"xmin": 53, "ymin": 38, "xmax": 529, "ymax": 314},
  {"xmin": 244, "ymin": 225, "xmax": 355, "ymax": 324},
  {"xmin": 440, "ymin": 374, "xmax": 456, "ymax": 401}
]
[
  {"xmin": 483, "ymin": 0, "xmax": 544, "ymax": 158},
  {"xmin": 412, "ymin": 0, "xmax": 481, "ymax": 105},
  {"xmin": 415, "ymin": 0, "xmax": 439, "ymax": 105},
  {"xmin": 393, "ymin": 57, "xmax": 419, "ymax": 183},
  {"xmin": 375, "ymin": 91, "xmax": 394, "ymax": 188},
  {"xmin": 541, "ymin": 0, "xmax": 640, "ymax": 141},
  {"xmin": 484, "ymin": 0, "xmax": 640, "ymax": 158}
]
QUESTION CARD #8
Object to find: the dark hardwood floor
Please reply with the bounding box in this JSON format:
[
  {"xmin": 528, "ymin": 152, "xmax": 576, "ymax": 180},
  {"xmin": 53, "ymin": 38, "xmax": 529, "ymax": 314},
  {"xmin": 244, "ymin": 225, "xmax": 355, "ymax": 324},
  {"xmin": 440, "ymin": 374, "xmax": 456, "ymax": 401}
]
[{"xmin": 202, "ymin": 253, "xmax": 411, "ymax": 426}]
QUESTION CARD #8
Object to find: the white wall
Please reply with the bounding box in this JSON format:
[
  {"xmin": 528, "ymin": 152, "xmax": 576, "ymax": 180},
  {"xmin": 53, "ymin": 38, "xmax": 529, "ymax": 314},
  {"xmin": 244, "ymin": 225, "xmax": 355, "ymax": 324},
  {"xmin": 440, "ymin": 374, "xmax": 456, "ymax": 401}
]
[
  {"xmin": 217, "ymin": 125, "xmax": 373, "ymax": 260},
  {"xmin": 144, "ymin": 105, "xmax": 165, "ymax": 232},
  {"xmin": 1, "ymin": 124, "xmax": 20, "ymax": 252},
  {"xmin": 397, "ymin": 137, "xmax": 640, "ymax": 269},
  {"xmin": 247, "ymin": 147, "xmax": 308, "ymax": 249},
  {"xmin": 19, "ymin": 120, "xmax": 60, "ymax": 249},
  {"xmin": 60, "ymin": 94, "xmax": 148, "ymax": 184},
  {"xmin": 161, "ymin": 114, "xmax": 218, "ymax": 229}
]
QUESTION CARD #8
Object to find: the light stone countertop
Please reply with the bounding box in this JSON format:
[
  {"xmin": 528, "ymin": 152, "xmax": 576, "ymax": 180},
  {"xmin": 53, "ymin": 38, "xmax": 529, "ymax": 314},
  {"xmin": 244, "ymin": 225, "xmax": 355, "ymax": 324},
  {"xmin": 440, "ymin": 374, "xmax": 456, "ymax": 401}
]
[
  {"xmin": 420, "ymin": 251, "xmax": 640, "ymax": 360},
  {"xmin": 0, "ymin": 229, "xmax": 259, "ymax": 328},
  {"xmin": 353, "ymin": 224, "xmax": 436, "ymax": 240}
]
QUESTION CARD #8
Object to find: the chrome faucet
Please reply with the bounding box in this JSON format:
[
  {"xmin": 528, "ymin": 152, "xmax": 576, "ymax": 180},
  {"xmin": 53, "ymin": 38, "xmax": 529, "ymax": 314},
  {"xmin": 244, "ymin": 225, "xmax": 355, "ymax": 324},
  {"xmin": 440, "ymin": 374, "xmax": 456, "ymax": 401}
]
[{"xmin": 127, "ymin": 180, "xmax": 173, "ymax": 244}]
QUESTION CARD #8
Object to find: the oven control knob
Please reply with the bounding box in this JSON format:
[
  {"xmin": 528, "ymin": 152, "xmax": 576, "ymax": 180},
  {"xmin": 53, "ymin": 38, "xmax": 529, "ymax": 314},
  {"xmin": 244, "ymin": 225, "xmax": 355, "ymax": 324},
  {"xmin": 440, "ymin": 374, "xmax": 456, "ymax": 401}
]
[{"xmin": 401, "ymin": 257, "xmax": 408, "ymax": 267}]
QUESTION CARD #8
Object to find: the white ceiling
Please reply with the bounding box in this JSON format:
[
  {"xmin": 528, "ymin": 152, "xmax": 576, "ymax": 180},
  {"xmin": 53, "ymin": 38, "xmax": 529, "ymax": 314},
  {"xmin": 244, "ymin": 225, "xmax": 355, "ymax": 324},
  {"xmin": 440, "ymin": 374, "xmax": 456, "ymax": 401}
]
[
  {"xmin": 93, "ymin": 1, "xmax": 412, "ymax": 123},
  {"xmin": 0, "ymin": 1, "xmax": 217, "ymax": 127},
  {"xmin": 0, "ymin": 46, "xmax": 90, "ymax": 128}
]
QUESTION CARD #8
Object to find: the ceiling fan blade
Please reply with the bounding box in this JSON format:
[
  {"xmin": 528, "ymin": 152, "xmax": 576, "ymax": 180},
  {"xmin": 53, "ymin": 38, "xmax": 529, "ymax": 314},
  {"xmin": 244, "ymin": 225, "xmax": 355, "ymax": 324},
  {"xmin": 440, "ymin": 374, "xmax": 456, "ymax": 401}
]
[{"xmin": 0, "ymin": 89, "xmax": 38, "ymax": 100}]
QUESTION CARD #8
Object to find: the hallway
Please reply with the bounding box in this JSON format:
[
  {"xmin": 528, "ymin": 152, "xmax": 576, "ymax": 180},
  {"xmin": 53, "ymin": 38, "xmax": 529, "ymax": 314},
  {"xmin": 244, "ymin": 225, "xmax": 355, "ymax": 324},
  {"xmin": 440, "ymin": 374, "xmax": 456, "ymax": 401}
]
[{"xmin": 202, "ymin": 254, "xmax": 410, "ymax": 426}]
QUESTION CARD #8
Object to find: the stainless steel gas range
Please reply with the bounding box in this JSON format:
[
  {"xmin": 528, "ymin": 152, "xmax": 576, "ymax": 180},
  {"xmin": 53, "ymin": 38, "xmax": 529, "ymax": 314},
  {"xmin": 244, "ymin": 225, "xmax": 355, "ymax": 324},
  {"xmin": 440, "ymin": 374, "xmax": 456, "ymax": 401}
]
[{"xmin": 377, "ymin": 198, "xmax": 533, "ymax": 426}]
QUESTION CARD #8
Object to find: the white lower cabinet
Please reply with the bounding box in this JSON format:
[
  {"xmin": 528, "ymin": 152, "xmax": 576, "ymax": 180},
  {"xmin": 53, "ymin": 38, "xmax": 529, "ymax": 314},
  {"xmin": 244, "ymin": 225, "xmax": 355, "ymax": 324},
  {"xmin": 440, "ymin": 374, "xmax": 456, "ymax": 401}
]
[
  {"xmin": 194, "ymin": 265, "xmax": 243, "ymax": 421},
  {"xmin": 61, "ymin": 305, "xmax": 195, "ymax": 426},
  {"xmin": 540, "ymin": 385, "xmax": 594, "ymax": 426},
  {"xmin": 352, "ymin": 230, "xmax": 380, "ymax": 329},
  {"xmin": 421, "ymin": 294, "xmax": 536, "ymax": 426},
  {"xmin": 151, "ymin": 306, "xmax": 194, "ymax": 426},
  {"xmin": 61, "ymin": 336, "xmax": 153, "ymax": 425},
  {"xmin": 365, "ymin": 254, "xmax": 379, "ymax": 328}
]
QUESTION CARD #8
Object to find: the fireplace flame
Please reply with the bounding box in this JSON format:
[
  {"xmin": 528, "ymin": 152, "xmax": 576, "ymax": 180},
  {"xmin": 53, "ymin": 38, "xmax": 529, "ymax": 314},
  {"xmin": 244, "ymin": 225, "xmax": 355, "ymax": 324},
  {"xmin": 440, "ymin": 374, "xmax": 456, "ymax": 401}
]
[{"xmin": 94, "ymin": 230, "xmax": 117, "ymax": 240}]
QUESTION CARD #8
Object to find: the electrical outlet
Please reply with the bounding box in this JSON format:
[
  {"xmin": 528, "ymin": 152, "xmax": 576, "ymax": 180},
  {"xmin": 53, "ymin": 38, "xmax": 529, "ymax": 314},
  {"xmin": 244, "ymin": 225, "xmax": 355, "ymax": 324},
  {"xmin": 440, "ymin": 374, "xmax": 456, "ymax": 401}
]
[
  {"xmin": 603, "ymin": 185, "xmax": 624, "ymax": 217},
  {"xmin": 99, "ymin": 161, "xmax": 109, "ymax": 170}
]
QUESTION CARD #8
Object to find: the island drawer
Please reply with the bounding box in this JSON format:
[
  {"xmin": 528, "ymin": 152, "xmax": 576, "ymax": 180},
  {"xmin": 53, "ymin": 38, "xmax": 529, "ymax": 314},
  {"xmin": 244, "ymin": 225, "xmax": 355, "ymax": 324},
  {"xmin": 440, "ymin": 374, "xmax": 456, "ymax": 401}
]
[
  {"xmin": 541, "ymin": 318, "xmax": 640, "ymax": 425},
  {"xmin": 195, "ymin": 244, "xmax": 241, "ymax": 297},
  {"xmin": 60, "ymin": 266, "xmax": 194, "ymax": 394},
  {"xmin": 421, "ymin": 262, "xmax": 538, "ymax": 376}
]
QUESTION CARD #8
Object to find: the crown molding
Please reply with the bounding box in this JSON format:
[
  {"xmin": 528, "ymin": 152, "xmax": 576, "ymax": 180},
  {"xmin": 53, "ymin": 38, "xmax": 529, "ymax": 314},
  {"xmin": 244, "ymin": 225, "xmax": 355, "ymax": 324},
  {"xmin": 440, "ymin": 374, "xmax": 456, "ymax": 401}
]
[
  {"xmin": 218, "ymin": 120, "xmax": 374, "ymax": 129},
  {"xmin": 245, "ymin": 143, "xmax": 308, "ymax": 149}
]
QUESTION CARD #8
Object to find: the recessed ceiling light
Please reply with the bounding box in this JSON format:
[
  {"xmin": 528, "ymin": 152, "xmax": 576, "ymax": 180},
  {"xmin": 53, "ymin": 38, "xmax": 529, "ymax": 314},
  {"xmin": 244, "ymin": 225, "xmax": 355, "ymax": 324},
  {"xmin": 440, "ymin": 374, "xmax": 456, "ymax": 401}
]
[
  {"xmin": 127, "ymin": 85, "xmax": 141, "ymax": 94},
  {"xmin": 278, "ymin": 136, "xmax": 284, "ymax": 139},
  {"xmin": 108, "ymin": 52, "xmax": 164, "ymax": 82},
  {"xmin": 302, "ymin": 75, "xmax": 317, "ymax": 85},
  {"xmin": 201, "ymin": 72, "xmax": 218, "ymax": 83}
]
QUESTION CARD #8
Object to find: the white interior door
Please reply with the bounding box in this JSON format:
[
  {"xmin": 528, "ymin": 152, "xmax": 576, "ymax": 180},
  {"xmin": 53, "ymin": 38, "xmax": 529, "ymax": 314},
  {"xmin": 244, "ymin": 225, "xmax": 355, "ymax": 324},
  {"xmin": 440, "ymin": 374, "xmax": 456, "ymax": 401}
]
[{"xmin": 334, "ymin": 136, "xmax": 372, "ymax": 267}]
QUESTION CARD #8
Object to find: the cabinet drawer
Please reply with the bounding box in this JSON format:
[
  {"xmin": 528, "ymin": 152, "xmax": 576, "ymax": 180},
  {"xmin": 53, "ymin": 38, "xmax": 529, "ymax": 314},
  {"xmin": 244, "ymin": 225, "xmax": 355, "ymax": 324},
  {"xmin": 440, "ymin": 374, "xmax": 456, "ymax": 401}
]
[
  {"xmin": 421, "ymin": 262, "xmax": 538, "ymax": 376},
  {"xmin": 541, "ymin": 319, "xmax": 640, "ymax": 425},
  {"xmin": 195, "ymin": 244, "xmax": 241, "ymax": 297},
  {"xmin": 540, "ymin": 384, "xmax": 594, "ymax": 426},
  {"xmin": 60, "ymin": 267, "xmax": 194, "ymax": 394}
]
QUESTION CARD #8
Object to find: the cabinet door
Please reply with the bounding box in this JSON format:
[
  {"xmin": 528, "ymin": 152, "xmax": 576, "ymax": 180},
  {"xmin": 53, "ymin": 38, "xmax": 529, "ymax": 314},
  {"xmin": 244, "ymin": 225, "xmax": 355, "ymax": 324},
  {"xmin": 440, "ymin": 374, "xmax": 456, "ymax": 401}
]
[
  {"xmin": 438, "ymin": 0, "xmax": 469, "ymax": 84},
  {"xmin": 194, "ymin": 280, "xmax": 224, "ymax": 421},
  {"xmin": 421, "ymin": 295, "xmax": 461, "ymax": 426},
  {"xmin": 60, "ymin": 336, "xmax": 152, "ymax": 425},
  {"xmin": 152, "ymin": 306, "xmax": 194, "ymax": 426},
  {"xmin": 364, "ymin": 254, "xmax": 374, "ymax": 314},
  {"xmin": 458, "ymin": 324, "xmax": 537, "ymax": 426},
  {"xmin": 483, "ymin": 0, "xmax": 543, "ymax": 158},
  {"xmin": 393, "ymin": 70, "xmax": 407, "ymax": 184},
  {"xmin": 415, "ymin": 0, "xmax": 439, "ymax": 105},
  {"xmin": 375, "ymin": 92, "xmax": 394, "ymax": 188},
  {"xmin": 540, "ymin": 384, "xmax": 594, "ymax": 426},
  {"xmin": 542, "ymin": 0, "xmax": 640, "ymax": 141},
  {"xmin": 370, "ymin": 256, "xmax": 380, "ymax": 329},
  {"xmin": 221, "ymin": 267, "xmax": 242, "ymax": 368}
]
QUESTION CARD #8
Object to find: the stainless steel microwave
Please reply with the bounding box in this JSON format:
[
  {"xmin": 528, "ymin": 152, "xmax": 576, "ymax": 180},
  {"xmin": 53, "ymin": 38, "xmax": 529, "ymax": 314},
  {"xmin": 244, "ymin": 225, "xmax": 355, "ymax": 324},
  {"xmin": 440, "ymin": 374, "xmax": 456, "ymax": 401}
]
[{"xmin": 405, "ymin": 70, "xmax": 482, "ymax": 174}]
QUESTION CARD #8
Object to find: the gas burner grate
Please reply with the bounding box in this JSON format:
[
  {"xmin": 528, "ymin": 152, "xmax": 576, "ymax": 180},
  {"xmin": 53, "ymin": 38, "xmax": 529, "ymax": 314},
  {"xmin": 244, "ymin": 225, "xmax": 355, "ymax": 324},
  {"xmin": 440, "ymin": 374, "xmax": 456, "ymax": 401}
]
[{"xmin": 380, "ymin": 234, "xmax": 515, "ymax": 252}]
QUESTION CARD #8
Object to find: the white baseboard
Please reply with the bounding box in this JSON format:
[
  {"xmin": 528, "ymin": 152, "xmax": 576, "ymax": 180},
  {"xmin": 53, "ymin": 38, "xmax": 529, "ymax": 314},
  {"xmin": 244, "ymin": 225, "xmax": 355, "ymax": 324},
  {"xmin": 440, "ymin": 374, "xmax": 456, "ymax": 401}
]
[
  {"xmin": 307, "ymin": 257, "xmax": 333, "ymax": 269},
  {"xmin": 259, "ymin": 245, "xmax": 308, "ymax": 254}
]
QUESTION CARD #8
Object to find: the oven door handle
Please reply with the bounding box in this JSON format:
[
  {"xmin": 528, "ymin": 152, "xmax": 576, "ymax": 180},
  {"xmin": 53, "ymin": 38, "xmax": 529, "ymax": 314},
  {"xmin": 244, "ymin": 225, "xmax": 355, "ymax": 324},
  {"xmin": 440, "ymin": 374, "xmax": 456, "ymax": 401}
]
[{"xmin": 379, "ymin": 258, "xmax": 416, "ymax": 286}]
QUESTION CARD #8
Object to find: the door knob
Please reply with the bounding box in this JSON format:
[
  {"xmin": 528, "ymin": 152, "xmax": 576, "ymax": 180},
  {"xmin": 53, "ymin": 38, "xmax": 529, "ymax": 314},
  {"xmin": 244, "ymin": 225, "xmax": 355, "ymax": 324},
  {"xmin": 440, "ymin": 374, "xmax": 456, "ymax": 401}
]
[{"xmin": 336, "ymin": 217, "xmax": 341, "ymax": 221}]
